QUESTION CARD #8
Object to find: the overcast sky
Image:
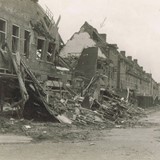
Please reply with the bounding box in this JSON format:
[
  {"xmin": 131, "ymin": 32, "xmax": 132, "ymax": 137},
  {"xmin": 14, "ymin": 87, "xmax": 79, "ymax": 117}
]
[{"xmin": 40, "ymin": 0, "xmax": 160, "ymax": 82}]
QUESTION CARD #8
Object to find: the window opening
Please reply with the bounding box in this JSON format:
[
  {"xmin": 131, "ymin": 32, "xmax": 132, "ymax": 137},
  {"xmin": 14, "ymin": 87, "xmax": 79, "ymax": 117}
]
[
  {"xmin": 24, "ymin": 30, "xmax": 30, "ymax": 58},
  {"xmin": 0, "ymin": 19, "xmax": 6, "ymax": 47},
  {"xmin": 12, "ymin": 25, "xmax": 20, "ymax": 53},
  {"xmin": 36, "ymin": 38, "xmax": 45, "ymax": 60}
]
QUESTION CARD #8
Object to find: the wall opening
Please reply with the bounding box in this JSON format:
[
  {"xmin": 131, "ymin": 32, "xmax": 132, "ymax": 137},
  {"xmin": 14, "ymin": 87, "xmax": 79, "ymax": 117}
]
[
  {"xmin": 12, "ymin": 25, "xmax": 20, "ymax": 53},
  {"xmin": 36, "ymin": 38, "xmax": 45, "ymax": 60},
  {"xmin": 0, "ymin": 19, "xmax": 6, "ymax": 47},
  {"xmin": 24, "ymin": 30, "xmax": 30, "ymax": 58},
  {"xmin": 47, "ymin": 42, "xmax": 55, "ymax": 62}
]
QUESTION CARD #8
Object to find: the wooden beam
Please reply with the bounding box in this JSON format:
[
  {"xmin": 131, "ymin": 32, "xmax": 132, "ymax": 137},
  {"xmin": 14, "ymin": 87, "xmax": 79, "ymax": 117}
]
[{"xmin": 5, "ymin": 44, "xmax": 29, "ymax": 110}]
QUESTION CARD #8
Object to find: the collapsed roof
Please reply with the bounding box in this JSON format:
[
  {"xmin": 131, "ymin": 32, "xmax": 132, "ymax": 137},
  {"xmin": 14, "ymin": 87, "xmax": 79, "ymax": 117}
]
[{"xmin": 60, "ymin": 21, "xmax": 110, "ymax": 59}]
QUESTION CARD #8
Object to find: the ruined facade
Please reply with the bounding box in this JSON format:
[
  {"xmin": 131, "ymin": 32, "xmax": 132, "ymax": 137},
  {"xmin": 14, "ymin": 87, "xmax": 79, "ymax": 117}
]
[
  {"xmin": 0, "ymin": 0, "xmax": 64, "ymax": 81},
  {"xmin": 0, "ymin": 0, "xmax": 72, "ymax": 118},
  {"xmin": 60, "ymin": 22, "xmax": 114, "ymax": 88}
]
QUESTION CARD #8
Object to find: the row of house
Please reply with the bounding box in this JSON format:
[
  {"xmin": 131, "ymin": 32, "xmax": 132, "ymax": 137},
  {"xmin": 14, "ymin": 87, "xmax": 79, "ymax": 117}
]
[{"xmin": 60, "ymin": 22, "xmax": 160, "ymax": 106}]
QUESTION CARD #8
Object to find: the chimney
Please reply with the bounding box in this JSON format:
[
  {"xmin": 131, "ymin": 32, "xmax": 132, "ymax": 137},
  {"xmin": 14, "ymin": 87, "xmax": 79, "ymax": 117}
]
[
  {"xmin": 99, "ymin": 34, "xmax": 107, "ymax": 42},
  {"xmin": 112, "ymin": 44, "xmax": 118, "ymax": 49},
  {"xmin": 127, "ymin": 56, "xmax": 132, "ymax": 61},
  {"xmin": 120, "ymin": 51, "xmax": 126, "ymax": 57},
  {"xmin": 133, "ymin": 59, "xmax": 138, "ymax": 64}
]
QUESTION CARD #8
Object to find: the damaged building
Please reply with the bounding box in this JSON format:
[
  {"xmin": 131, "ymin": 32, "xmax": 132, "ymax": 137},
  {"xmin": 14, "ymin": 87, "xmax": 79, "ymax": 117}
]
[
  {"xmin": 60, "ymin": 21, "xmax": 160, "ymax": 107},
  {"xmin": 60, "ymin": 22, "xmax": 115, "ymax": 90},
  {"xmin": 0, "ymin": 0, "xmax": 71, "ymax": 120}
]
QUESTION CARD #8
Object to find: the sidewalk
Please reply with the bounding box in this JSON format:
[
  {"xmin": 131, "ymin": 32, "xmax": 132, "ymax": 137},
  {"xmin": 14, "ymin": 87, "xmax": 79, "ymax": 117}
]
[{"xmin": 0, "ymin": 135, "xmax": 32, "ymax": 144}]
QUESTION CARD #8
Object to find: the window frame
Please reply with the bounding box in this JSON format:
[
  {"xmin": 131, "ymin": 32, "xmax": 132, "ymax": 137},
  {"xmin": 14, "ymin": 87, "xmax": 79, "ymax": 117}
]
[
  {"xmin": 0, "ymin": 18, "xmax": 7, "ymax": 46},
  {"xmin": 24, "ymin": 29, "xmax": 30, "ymax": 58},
  {"xmin": 36, "ymin": 37, "xmax": 45, "ymax": 60},
  {"xmin": 12, "ymin": 24, "xmax": 20, "ymax": 53},
  {"xmin": 46, "ymin": 42, "xmax": 56, "ymax": 62}
]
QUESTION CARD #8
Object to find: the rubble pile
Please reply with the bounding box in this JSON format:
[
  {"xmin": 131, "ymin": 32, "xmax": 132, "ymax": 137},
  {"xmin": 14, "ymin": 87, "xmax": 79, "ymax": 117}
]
[
  {"xmin": 0, "ymin": 43, "xmax": 144, "ymax": 128},
  {"xmin": 45, "ymin": 84, "xmax": 144, "ymax": 126}
]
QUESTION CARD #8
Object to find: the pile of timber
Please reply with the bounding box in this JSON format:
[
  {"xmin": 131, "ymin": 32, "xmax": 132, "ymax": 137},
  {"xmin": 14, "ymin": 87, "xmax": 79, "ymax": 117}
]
[
  {"xmin": 55, "ymin": 74, "xmax": 143, "ymax": 125},
  {"xmin": 0, "ymin": 44, "xmax": 58, "ymax": 121},
  {"xmin": 45, "ymin": 87, "xmax": 144, "ymax": 125}
]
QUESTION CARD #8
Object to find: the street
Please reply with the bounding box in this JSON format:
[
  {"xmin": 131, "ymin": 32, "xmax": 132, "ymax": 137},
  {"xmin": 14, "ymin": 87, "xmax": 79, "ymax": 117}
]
[{"xmin": 0, "ymin": 109, "xmax": 160, "ymax": 160}]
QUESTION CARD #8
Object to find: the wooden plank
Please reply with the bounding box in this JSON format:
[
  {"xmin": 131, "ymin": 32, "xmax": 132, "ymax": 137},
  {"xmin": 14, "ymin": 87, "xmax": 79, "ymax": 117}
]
[
  {"xmin": 0, "ymin": 84, "xmax": 4, "ymax": 112},
  {"xmin": 5, "ymin": 44, "xmax": 29, "ymax": 110}
]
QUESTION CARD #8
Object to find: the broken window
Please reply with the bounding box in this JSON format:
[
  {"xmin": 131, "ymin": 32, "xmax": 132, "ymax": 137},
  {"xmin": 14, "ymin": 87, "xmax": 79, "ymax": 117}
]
[
  {"xmin": 47, "ymin": 42, "xmax": 55, "ymax": 62},
  {"xmin": 36, "ymin": 38, "xmax": 45, "ymax": 60},
  {"xmin": 12, "ymin": 25, "xmax": 20, "ymax": 53},
  {"xmin": 24, "ymin": 30, "xmax": 30, "ymax": 58},
  {"xmin": 0, "ymin": 19, "xmax": 6, "ymax": 47}
]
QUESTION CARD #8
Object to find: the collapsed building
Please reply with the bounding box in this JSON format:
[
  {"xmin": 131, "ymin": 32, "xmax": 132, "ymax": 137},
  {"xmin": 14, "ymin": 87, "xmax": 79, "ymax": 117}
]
[
  {"xmin": 0, "ymin": 0, "xmax": 71, "ymax": 120},
  {"xmin": 60, "ymin": 22, "xmax": 160, "ymax": 107}
]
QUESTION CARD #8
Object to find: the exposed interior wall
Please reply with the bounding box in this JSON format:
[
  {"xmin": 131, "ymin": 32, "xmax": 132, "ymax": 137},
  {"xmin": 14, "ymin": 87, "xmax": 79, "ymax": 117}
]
[
  {"xmin": 60, "ymin": 32, "xmax": 96, "ymax": 58},
  {"xmin": 60, "ymin": 31, "xmax": 106, "ymax": 59},
  {"xmin": 74, "ymin": 47, "xmax": 98, "ymax": 80}
]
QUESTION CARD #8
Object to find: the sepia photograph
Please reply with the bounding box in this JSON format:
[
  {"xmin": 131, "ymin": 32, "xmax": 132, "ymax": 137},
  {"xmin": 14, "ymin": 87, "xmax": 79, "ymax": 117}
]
[{"xmin": 0, "ymin": 0, "xmax": 160, "ymax": 159}]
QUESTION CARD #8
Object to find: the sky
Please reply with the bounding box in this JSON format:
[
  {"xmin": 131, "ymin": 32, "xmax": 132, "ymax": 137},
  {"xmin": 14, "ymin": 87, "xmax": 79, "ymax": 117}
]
[{"xmin": 40, "ymin": 0, "xmax": 160, "ymax": 82}]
